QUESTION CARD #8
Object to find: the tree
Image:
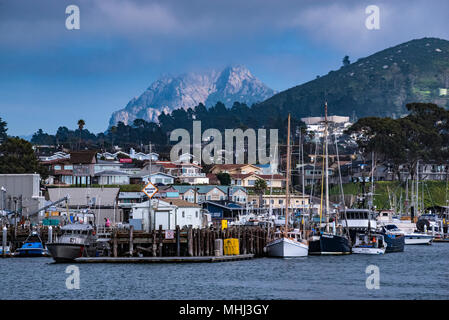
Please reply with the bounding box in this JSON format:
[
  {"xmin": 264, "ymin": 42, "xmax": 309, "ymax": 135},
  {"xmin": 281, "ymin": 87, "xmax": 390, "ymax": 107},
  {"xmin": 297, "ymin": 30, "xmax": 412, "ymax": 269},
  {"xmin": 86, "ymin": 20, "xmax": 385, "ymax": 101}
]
[
  {"xmin": 0, "ymin": 117, "xmax": 7, "ymax": 144},
  {"xmin": 0, "ymin": 137, "xmax": 48, "ymax": 178},
  {"xmin": 346, "ymin": 103, "xmax": 449, "ymax": 180},
  {"xmin": 342, "ymin": 55, "xmax": 350, "ymax": 67},
  {"xmin": 216, "ymin": 172, "xmax": 231, "ymax": 185},
  {"xmin": 254, "ymin": 178, "xmax": 268, "ymax": 208},
  {"xmin": 77, "ymin": 119, "xmax": 85, "ymax": 150}
]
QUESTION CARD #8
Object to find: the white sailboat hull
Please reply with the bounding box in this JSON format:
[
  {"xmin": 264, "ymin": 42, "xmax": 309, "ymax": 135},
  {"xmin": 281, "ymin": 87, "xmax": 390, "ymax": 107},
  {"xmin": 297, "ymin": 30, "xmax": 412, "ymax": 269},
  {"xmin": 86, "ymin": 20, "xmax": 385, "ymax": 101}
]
[
  {"xmin": 264, "ymin": 237, "xmax": 309, "ymax": 257},
  {"xmin": 352, "ymin": 247, "xmax": 386, "ymax": 255}
]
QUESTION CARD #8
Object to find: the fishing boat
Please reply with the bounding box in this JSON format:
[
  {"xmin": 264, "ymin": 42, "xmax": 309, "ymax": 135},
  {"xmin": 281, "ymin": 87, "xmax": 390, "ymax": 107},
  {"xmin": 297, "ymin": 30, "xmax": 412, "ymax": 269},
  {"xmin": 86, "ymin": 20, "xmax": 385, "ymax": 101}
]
[
  {"xmin": 47, "ymin": 223, "xmax": 97, "ymax": 262},
  {"xmin": 352, "ymin": 233, "xmax": 386, "ymax": 254},
  {"xmin": 308, "ymin": 102, "xmax": 351, "ymax": 255},
  {"xmin": 15, "ymin": 230, "xmax": 49, "ymax": 257},
  {"xmin": 265, "ymin": 229, "xmax": 309, "ymax": 257},
  {"xmin": 264, "ymin": 114, "xmax": 309, "ymax": 258}
]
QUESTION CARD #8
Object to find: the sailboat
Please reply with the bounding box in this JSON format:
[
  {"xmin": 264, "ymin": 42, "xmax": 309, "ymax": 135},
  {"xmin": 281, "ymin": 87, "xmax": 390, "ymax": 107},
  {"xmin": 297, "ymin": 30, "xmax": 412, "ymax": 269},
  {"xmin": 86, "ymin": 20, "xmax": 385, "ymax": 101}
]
[
  {"xmin": 264, "ymin": 114, "xmax": 309, "ymax": 257},
  {"xmin": 308, "ymin": 101, "xmax": 352, "ymax": 255}
]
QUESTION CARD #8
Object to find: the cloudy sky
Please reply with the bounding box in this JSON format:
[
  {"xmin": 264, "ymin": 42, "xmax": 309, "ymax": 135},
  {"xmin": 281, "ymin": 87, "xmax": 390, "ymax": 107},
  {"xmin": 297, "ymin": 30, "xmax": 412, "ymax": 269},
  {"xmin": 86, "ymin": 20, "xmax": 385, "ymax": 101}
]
[{"xmin": 1, "ymin": 0, "xmax": 448, "ymax": 136}]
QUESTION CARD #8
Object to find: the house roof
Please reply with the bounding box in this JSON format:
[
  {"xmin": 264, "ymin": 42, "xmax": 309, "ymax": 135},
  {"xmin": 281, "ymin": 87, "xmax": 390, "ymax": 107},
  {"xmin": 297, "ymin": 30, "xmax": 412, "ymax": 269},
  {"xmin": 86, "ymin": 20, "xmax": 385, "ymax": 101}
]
[
  {"xmin": 211, "ymin": 164, "xmax": 260, "ymax": 171},
  {"xmin": 163, "ymin": 198, "xmax": 201, "ymax": 208},
  {"xmin": 155, "ymin": 161, "xmax": 178, "ymax": 169},
  {"xmin": 70, "ymin": 151, "xmax": 97, "ymax": 164},
  {"xmin": 206, "ymin": 173, "xmax": 220, "ymax": 184},
  {"xmin": 131, "ymin": 171, "xmax": 175, "ymax": 178},
  {"xmin": 203, "ymin": 200, "xmax": 243, "ymax": 210}
]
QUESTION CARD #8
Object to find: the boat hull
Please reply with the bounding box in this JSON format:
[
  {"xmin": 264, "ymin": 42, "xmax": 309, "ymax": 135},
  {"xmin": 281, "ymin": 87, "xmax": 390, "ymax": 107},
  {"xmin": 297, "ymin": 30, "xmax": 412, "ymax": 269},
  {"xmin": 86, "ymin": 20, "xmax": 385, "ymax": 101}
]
[
  {"xmin": 47, "ymin": 243, "xmax": 95, "ymax": 262},
  {"xmin": 352, "ymin": 247, "xmax": 386, "ymax": 254},
  {"xmin": 309, "ymin": 233, "xmax": 352, "ymax": 255},
  {"xmin": 15, "ymin": 248, "xmax": 49, "ymax": 257},
  {"xmin": 404, "ymin": 234, "xmax": 433, "ymax": 245},
  {"xmin": 265, "ymin": 238, "xmax": 308, "ymax": 257},
  {"xmin": 382, "ymin": 233, "xmax": 405, "ymax": 253}
]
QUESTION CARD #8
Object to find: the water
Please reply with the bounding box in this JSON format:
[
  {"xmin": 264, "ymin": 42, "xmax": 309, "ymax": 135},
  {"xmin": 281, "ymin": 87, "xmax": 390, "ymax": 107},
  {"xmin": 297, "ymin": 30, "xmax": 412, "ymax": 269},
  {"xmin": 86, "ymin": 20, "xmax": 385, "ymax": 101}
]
[{"xmin": 1, "ymin": 243, "xmax": 448, "ymax": 300}]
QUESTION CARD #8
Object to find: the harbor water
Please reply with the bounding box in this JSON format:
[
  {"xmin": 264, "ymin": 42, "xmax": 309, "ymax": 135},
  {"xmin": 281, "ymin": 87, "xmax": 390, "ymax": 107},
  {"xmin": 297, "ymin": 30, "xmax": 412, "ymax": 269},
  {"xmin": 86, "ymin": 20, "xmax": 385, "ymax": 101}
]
[{"xmin": 1, "ymin": 243, "xmax": 448, "ymax": 300}]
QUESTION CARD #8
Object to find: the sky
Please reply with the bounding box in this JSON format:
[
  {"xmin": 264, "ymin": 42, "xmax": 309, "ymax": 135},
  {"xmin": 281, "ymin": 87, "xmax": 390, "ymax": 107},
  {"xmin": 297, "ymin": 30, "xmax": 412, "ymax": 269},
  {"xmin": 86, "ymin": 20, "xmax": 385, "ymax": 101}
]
[{"xmin": 1, "ymin": 0, "xmax": 449, "ymax": 136}]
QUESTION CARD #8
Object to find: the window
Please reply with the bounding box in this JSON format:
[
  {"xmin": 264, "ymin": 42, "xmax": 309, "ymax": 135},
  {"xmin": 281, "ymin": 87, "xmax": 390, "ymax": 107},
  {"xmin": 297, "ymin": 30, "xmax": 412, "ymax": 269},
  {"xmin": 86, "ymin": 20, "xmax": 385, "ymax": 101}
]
[
  {"xmin": 182, "ymin": 211, "xmax": 185, "ymax": 218},
  {"xmin": 279, "ymin": 200, "xmax": 283, "ymax": 205},
  {"xmin": 64, "ymin": 165, "xmax": 73, "ymax": 170},
  {"xmin": 195, "ymin": 211, "xmax": 198, "ymax": 218},
  {"xmin": 54, "ymin": 165, "xmax": 61, "ymax": 170}
]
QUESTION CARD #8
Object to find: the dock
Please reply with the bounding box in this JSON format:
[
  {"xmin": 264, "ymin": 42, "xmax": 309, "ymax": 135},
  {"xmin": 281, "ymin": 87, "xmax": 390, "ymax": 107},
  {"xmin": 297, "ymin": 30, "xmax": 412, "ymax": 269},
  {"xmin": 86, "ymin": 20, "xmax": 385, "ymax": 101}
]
[{"xmin": 75, "ymin": 254, "xmax": 254, "ymax": 263}]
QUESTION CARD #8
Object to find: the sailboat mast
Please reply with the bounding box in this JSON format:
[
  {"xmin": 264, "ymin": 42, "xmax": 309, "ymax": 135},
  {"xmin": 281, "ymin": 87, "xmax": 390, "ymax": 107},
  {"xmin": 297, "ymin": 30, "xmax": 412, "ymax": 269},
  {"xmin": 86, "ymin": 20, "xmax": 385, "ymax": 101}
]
[
  {"xmin": 285, "ymin": 114, "xmax": 292, "ymax": 233},
  {"xmin": 325, "ymin": 102, "xmax": 330, "ymax": 233}
]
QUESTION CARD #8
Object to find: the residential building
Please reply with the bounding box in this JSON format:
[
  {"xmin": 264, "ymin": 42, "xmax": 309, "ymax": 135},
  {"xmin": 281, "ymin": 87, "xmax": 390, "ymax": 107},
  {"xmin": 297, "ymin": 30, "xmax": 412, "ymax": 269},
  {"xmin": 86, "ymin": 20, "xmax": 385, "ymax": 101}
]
[
  {"xmin": 202, "ymin": 200, "xmax": 246, "ymax": 222},
  {"xmin": 173, "ymin": 185, "xmax": 248, "ymax": 205},
  {"xmin": 230, "ymin": 172, "xmax": 285, "ymax": 188},
  {"xmin": 93, "ymin": 170, "xmax": 130, "ymax": 185},
  {"xmin": 210, "ymin": 164, "xmax": 262, "ymax": 175}
]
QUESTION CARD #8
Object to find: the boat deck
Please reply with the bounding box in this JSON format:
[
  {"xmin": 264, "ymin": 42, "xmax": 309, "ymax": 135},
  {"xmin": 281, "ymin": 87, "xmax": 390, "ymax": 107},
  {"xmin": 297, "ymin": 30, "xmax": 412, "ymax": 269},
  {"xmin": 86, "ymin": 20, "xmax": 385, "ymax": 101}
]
[{"xmin": 74, "ymin": 254, "xmax": 254, "ymax": 263}]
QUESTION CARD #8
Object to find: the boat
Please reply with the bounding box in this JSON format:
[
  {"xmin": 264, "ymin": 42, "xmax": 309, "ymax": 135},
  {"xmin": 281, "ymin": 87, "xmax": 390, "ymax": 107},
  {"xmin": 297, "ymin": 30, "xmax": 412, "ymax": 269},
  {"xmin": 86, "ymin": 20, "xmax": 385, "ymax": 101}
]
[
  {"xmin": 265, "ymin": 229, "xmax": 309, "ymax": 257},
  {"xmin": 352, "ymin": 233, "xmax": 386, "ymax": 254},
  {"xmin": 307, "ymin": 102, "xmax": 351, "ymax": 255},
  {"xmin": 15, "ymin": 230, "xmax": 49, "ymax": 257},
  {"xmin": 264, "ymin": 114, "xmax": 309, "ymax": 258},
  {"xmin": 0, "ymin": 244, "xmax": 11, "ymax": 256},
  {"xmin": 378, "ymin": 224, "xmax": 405, "ymax": 253},
  {"xmin": 404, "ymin": 232, "xmax": 433, "ymax": 245},
  {"xmin": 47, "ymin": 223, "xmax": 97, "ymax": 262}
]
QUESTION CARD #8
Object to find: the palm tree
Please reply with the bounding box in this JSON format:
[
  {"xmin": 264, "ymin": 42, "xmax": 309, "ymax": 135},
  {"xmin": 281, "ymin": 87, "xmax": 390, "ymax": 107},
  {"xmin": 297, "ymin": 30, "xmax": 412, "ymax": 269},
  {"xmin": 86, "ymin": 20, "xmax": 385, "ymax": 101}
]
[
  {"xmin": 110, "ymin": 125, "xmax": 117, "ymax": 152},
  {"xmin": 254, "ymin": 178, "xmax": 268, "ymax": 209},
  {"xmin": 77, "ymin": 119, "xmax": 85, "ymax": 150}
]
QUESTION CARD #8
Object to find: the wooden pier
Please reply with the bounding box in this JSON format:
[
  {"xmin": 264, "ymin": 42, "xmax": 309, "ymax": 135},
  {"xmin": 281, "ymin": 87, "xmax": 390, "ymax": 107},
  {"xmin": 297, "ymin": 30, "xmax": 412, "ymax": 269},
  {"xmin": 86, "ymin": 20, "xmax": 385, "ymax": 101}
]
[
  {"xmin": 75, "ymin": 254, "xmax": 254, "ymax": 263},
  {"xmin": 2, "ymin": 224, "xmax": 274, "ymax": 259},
  {"xmin": 107, "ymin": 225, "xmax": 273, "ymax": 258}
]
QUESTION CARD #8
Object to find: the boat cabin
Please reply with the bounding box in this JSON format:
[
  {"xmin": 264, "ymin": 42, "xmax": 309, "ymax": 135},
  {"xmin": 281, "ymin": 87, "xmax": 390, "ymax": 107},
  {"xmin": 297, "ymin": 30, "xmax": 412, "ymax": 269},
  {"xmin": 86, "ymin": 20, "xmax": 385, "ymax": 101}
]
[{"xmin": 341, "ymin": 209, "xmax": 377, "ymax": 230}]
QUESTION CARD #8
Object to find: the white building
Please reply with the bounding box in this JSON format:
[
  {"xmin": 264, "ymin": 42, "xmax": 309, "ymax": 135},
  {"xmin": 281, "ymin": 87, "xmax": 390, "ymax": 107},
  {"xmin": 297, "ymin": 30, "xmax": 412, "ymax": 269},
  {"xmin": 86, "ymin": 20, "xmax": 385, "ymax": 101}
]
[
  {"xmin": 130, "ymin": 198, "xmax": 203, "ymax": 231},
  {"xmin": 301, "ymin": 115, "xmax": 352, "ymax": 139}
]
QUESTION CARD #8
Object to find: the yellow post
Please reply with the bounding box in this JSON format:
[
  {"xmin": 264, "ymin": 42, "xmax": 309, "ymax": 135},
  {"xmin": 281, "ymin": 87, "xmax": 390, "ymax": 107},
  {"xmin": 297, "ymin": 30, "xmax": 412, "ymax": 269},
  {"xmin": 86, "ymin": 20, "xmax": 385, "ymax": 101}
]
[{"xmin": 221, "ymin": 219, "xmax": 228, "ymax": 230}]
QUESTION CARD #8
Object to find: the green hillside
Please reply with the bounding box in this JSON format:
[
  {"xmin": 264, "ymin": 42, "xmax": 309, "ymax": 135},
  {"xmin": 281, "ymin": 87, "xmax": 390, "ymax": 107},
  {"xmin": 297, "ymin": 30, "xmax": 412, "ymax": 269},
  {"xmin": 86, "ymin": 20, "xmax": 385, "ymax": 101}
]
[
  {"xmin": 329, "ymin": 181, "xmax": 449, "ymax": 211},
  {"xmin": 255, "ymin": 37, "xmax": 449, "ymax": 119}
]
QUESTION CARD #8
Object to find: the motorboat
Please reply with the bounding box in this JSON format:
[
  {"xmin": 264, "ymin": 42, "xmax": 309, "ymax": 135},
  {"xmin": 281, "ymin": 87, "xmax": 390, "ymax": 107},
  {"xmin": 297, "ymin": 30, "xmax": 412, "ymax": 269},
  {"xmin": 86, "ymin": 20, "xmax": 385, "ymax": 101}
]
[
  {"xmin": 15, "ymin": 230, "xmax": 49, "ymax": 257},
  {"xmin": 47, "ymin": 223, "xmax": 97, "ymax": 262},
  {"xmin": 352, "ymin": 233, "xmax": 386, "ymax": 254},
  {"xmin": 404, "ymin": 232, "xmax": 433, "ymax": 245}
]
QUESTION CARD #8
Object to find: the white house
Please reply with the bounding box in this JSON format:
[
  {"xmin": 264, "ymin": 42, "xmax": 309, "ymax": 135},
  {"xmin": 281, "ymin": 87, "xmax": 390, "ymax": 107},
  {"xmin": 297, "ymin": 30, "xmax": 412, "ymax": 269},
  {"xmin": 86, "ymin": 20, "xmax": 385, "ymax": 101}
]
[
  {"xmin": 130, "ymin": 198, "xmax": 203, "ymax": 231},
  {"xmin": 142, "ymin": 172, "xmax": 175, "ymax": 185},
  {"xmin": 93, "ymin": 171, "xmax": 130, "ymax": 185}
]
